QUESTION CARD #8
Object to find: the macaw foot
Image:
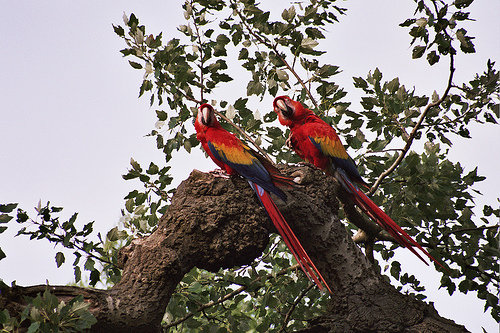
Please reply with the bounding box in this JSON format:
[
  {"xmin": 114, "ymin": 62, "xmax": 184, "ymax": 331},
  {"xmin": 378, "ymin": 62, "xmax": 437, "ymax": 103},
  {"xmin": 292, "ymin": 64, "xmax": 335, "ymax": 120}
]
[
  {"xmin": 209, "ymin": 168, "xmax": 230, "ymax": 179},
  {"xmin": 290, "ymin": 170, "xmax": 306, "ymax": 184}
]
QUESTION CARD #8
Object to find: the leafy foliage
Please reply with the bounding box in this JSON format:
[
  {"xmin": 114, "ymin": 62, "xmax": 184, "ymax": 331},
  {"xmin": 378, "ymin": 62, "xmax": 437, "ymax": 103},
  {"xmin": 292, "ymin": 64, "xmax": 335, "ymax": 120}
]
[
  {"xmin": 2, "ymin": 0, "xmax": 499, "ymax": 330},
  {"xmin": 14, "ymin": 201, "xmax": 123, "ymax": 288},
  {"xmin": 0, "ymin": 289, "xmax": 96, "ymax": 333},
  {"xmin": 0, "ymin": 203, "xmax": 17, "ymax": 262},
  {"xmin": 162, "ymin": 236, "xmax": 328, "ymax": 332}
]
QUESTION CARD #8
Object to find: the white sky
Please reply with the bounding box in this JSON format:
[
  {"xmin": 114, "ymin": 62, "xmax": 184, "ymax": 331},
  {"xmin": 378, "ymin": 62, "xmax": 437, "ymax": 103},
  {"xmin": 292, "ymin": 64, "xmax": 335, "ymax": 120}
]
[{"xmin": 0, "ymin": 1, "xmax": 498, "ymax": 332}]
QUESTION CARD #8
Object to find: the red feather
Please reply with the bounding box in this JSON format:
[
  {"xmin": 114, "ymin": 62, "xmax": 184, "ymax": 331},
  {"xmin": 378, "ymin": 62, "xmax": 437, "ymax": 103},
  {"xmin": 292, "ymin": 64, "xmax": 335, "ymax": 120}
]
[
  {"xmin": 195, "ymin": 103, "xmax": 332, "ymax": 292},
  {"xmin": 252, "ymin": 183, "xmax": 332, "ymax": 293},
  {"xmin": 274, "ymin": 96, "xmax": 444, "ymax": 269}
]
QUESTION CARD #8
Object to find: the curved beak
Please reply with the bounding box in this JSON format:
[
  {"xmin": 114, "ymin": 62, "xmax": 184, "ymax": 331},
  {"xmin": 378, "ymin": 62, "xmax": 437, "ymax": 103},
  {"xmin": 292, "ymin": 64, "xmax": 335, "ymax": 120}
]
[{"xmin": 275, "ymin": 98, "xmax": 294, "ymax": 119}]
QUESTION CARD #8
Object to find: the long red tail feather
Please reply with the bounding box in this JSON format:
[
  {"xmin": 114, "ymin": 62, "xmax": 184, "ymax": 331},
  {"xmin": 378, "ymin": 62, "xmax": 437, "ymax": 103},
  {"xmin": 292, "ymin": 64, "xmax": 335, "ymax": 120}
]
[
  {"xmin": 336, "ymin": 171, "xmax": 444, "ymax": 269},
  {"xmin": 251, "ymin": 182, "xmax": 332, "ymax": 293}
]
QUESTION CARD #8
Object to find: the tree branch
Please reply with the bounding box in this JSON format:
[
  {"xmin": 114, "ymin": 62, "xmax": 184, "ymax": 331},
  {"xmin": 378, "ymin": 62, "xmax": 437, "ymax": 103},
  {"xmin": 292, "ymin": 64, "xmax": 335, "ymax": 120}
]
[
  {"xmin": 190, "ymin": 0, "xmax": 205, "ymax": 103},
  {"xmin": 2, "ymin": 166, "xmax": 468, "ymax": 332},
  {"xmin": 279, "ymin": 283, "xmax": 315, "ymax": 333}
]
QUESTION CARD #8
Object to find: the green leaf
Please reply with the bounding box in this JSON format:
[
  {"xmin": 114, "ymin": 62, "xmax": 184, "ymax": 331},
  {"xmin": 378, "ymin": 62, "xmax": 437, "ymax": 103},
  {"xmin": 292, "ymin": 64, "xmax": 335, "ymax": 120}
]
[
  {"xmin": 353, "ymin": 77, "xmax": 368, "ymax": 89},
  {"xmin": 373, "ymin": 68, "xmax": 382, "ymax": 81},
  {"xmin": 147, "ymin": 162, "xmax": 159, "ymax": 175},
  {"xmin": 0, "ymin": 203, "xmax": 17, "ymax": 213},
  {"xmin": 85, "ymin": 258, "xmax": 95, "ymax": 271},
  {"xmin": 300, "ymin": 37, "xmax": 319, "ymax": 49},
  {"xmin": 27, "ymin": 322, "xmax": 40, "ymax": 333},
  {"xmin": 387, "ymin": 77, "xmax": 400, "ymax": 93},
  {"xmin": 456, "ymin": 28, "xmax": 476, "ymax": 53},
  {"xmin": 412, "ymin": 45, "xmax": 426, "ymax": 59},
  {"xmin": 112, "ymin": 24, "xmax": 124, "ymax": 37},
  {"xmin": 107, "ymin": 227, "xmax": 128, "ymax": 241},
  {"xmin": 128, "ymin": 60, "xmax": 143, "ymax": 69},
  {"xmin": 276, "ymin": 69, "xmax": 289, "ymax": 81},
  {"xmin": 130, "ymin": 158, "xmax": 142, "ymax": 172},
  {"xmin": 282, "ymin": 6, "xmax": 296, "ymax": 22},
  {"xmin": 156, "ymin": 110, "xmax": 168, "ymax": 121},
  {"xmin": 427, "ymin": 51, "xmax": 440, "ymax": 65},
  {"xmin": 55, "ymin": 252, "xmax": 65, "ymax": 268},
  {"xmin": 0, "ymin": 214, "xmax": 13, "ymax": 223},
  {"xmin": 89, "ymin": 269, "xmax": 100, "ymax": 285},
  {"xmin": 125, "ymin": 198, "xmax": 134, "ymax": 213},
  {"xmin": 399, "ymin": 18, "xmax": 416, "ymax": 27}
]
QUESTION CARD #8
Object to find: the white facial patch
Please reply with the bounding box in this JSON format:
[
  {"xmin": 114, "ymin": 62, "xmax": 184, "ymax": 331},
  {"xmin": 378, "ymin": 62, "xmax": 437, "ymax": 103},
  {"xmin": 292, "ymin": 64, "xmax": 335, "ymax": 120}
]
[{"xmin": 202, "ymin": 106, "xmax": 211, "ymax": 122}]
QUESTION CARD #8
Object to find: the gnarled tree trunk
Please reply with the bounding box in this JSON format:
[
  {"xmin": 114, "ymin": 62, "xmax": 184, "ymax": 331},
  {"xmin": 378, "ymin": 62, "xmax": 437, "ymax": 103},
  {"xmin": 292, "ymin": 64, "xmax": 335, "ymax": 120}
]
[{"xmin": 1, "ymin": 165, "xmax": 468, "ymax": 332}]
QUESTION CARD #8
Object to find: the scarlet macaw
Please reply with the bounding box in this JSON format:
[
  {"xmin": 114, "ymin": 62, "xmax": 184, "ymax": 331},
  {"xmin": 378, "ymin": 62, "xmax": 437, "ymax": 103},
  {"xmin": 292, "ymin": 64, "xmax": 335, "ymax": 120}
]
[
  {"xmin": 273, "ymin": 96, "xmax": 441, "ymax": 267},
  {"xmin": 195, "ymin": 103, "xmax": 332, "ymax": 292}
]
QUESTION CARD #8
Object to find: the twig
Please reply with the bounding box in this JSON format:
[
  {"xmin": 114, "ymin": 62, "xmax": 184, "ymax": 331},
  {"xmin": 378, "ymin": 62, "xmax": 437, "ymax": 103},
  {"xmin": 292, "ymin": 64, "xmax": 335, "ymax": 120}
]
[
  {"xmin": 466, "ymin": 264, "xmax": 500, "ymax": 283},
  {"xmin": 369, "ymin": 52, "xmax": 455, "ymax": 195},
  {"xmin": 28, "ymin": 219, "xmax": 113, "ymax": 266},
  {"xmin": 279, "ymin": 283, "xmax": 314, "ymax": 332},
  {"xmin": 162, "ymin": 264, "xmax": 300, "ymax": 330},
  {"xmin": 391, "ymin": 115, "xmax": 410, "ymax": 142},
  {"xmin": 420, "ymin": 107, "xmax": 475, "ymax": 128},
  {"xmin": 364, "ymin": 148, "xmax": 405, "ymax": 155},
  {"xmin": 190, "ymin": 0, "xmax": 205, "ymax": 103},
  {"xmin": 438, "ymin": 224, "xmax": 499, "ymax": 245}
]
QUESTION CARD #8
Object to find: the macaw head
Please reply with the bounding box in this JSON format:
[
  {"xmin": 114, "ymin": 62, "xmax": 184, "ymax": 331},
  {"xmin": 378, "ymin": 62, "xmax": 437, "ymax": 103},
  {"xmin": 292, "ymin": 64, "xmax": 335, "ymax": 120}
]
[
  {"xmin": 196, "ymin": 103, "xmax": 218, "ymax": 129},
  {"xmin": 273, "ymin": 96, "xmax": 311, "ymax": 127}
]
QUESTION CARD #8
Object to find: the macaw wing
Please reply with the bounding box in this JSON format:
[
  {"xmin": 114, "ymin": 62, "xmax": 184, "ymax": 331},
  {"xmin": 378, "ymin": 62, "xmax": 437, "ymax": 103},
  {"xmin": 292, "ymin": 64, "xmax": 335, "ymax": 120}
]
[
  {"xmin": 207, "ymin": 140, "xmax": 286, "ymax": 199},
  {"xmin": 309, "ymin": 135, "xmax": 362, "ymax": 182}
]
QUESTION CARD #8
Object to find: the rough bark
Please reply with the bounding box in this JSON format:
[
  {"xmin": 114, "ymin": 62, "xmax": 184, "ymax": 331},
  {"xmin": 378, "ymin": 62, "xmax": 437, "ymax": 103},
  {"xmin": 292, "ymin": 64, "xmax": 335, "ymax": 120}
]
[{"xmin": 0, "ymin": 165, "xmax": 468, "ymax": 332}]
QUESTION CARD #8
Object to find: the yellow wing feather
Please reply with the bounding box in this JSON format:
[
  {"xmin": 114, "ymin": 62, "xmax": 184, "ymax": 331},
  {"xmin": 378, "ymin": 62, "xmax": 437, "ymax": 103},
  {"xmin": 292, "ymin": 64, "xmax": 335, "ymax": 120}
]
[
  {"xmin": 211, "ymin": 142, "xmax": 257, "ymax": 166},
  {"xmin": 314, "ymin": 136, "xmax": 349, "ymax": 160}
]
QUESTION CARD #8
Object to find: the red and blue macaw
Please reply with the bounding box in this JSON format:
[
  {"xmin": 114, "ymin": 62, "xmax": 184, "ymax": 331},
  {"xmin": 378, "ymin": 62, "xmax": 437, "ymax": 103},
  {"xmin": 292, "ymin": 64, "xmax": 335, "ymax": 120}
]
[
  {"xmin": 273, "ymin": 96, "xmax": 442, "ymax": 267},
  {"xmin": 195, "ymin": 103, "xmax": 332, "ymax": 292}
]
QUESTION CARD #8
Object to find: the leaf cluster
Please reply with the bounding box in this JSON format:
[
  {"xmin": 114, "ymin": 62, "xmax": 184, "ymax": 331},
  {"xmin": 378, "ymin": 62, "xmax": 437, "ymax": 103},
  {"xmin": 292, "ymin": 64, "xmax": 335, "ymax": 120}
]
[
  {"xmin": 163, "ymin": 236, "xmax": 328, "ymax": 332},
  {"xmin": 14, "ymin": 202, "xmax": 122, "ymax": 288},
  {"xmin": 0, "ymin": 203, "xmax": 17, "ymax": 261},
  {"xmin": 0, "ymin": 290, "xmax": 96, "ymax": 333},
  {"xmin": 400, "ymin": 0, "xmax": 476, "ymax": 64}
]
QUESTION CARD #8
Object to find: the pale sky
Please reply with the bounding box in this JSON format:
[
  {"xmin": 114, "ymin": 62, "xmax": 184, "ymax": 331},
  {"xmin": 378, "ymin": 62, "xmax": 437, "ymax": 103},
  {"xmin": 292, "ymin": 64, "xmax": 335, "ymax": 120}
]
[{"xmin": 0, "ymin": 1, "xmax": 498, "ymax": 332}]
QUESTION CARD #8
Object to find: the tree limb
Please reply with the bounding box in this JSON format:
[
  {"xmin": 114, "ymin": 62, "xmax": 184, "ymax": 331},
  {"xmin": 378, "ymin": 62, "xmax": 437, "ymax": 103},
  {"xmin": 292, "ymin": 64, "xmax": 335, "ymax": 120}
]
[
  {"xmin": 438, "ymin": 224, "xmax": 499, "ymax": 245},
  {"xmin": 1, "ymin": 166, "xmax": 468, "ymax": 333}
]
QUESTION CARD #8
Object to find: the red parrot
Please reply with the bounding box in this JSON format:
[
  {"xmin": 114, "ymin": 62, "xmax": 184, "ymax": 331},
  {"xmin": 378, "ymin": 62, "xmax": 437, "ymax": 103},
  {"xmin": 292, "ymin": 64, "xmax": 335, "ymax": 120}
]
[
  {"xmin": 195, "ymin": 103, "xmax": 332, "ymax": 293},
  {"xmin": 273, "ymin": 95, "xmax": 442, "ymax": 267}
]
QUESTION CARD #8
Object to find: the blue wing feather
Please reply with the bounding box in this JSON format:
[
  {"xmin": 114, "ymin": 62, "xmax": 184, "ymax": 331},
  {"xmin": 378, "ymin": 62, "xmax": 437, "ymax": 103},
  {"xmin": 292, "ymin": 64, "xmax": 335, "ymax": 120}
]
[
  {"xmin": 309, "ymin": 136, "xmax": 363, "ymax": 182},
  {"xmin": 207, "ymin": 141, "xmax": 287, "ymax": 201}
]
